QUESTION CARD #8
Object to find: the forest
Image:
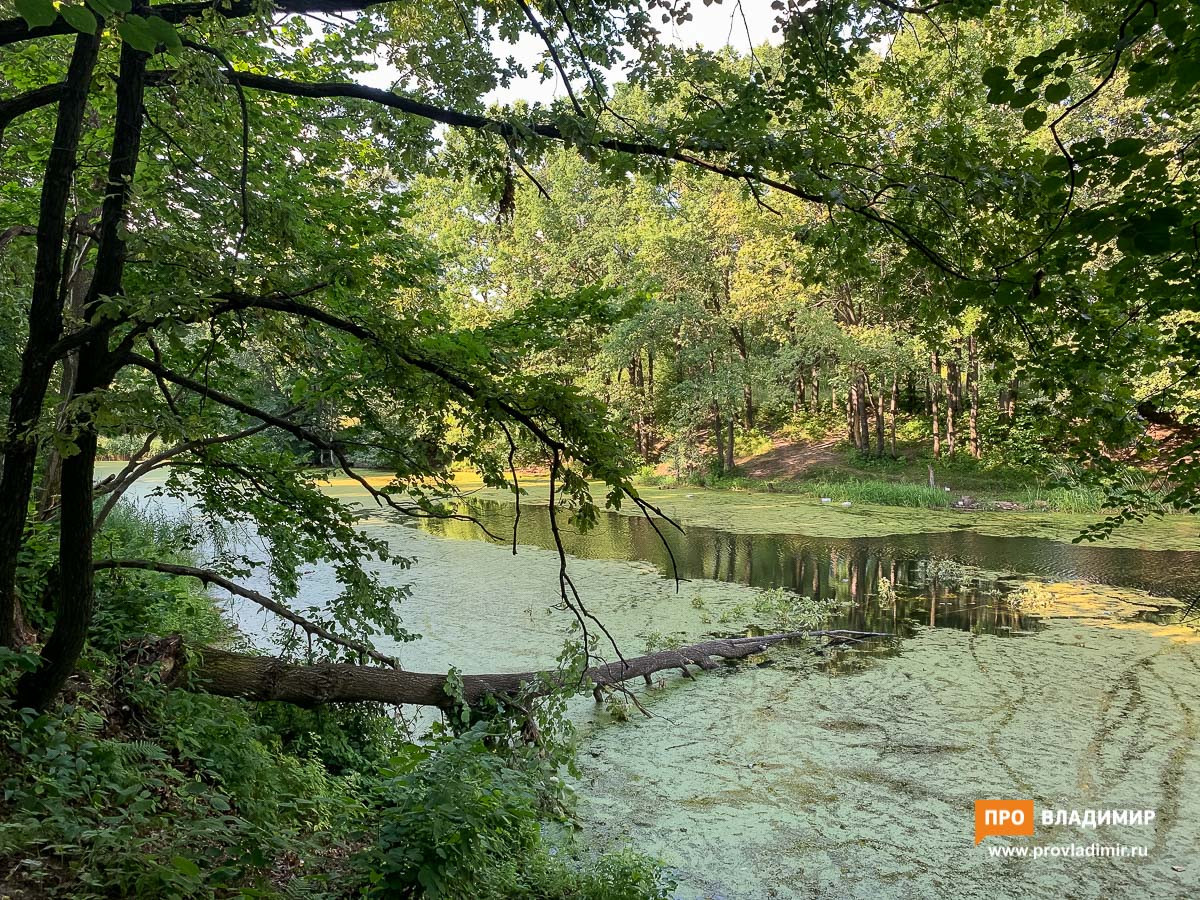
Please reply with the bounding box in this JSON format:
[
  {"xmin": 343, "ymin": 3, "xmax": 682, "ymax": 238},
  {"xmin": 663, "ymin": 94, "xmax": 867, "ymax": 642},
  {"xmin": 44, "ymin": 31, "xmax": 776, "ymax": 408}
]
[{"xmin": 1, "ymin": 0, "xmax": 1199, "ymax": 896}]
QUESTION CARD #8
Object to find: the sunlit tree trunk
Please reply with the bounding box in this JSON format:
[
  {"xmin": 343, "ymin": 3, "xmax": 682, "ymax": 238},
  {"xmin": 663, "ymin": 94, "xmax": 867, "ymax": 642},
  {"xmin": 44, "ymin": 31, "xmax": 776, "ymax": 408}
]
[
  {"xmin": 945, "ymin": 354, "xmax": 958, "ymax": 456},
  {"xmin": 847, "ymin": 379, "xmax": 858, "ymax": 447},
  {"xmin": 874, "ymin": 381, "xmax": 884, "ymax": 457},
  {"xmin": 929, "ymin": 351, "xmax": 941, "ymax": 459},
  {"xmin": 967, "ymin": 335, "xmax": 980, "ymax": 458},
  {"xmin": 889, "ymin": 373, "xmax": 898, "ymax": 457}
]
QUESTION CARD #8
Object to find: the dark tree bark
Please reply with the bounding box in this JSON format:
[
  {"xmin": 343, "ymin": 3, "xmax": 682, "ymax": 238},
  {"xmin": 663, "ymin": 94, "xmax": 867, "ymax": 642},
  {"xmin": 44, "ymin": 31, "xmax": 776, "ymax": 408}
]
[
  {"xmin": 0, "ymin": 32, "xmax": 100, "ymax": 649},
  {"xmin": 16, "ymin": 44, "xmax": 147, "ymax": 709},
  {"xmin": 725, "ymin": 416, "xmax": 734, "ymax": 472},
  {"xmin": 631, "ymin": 357, "xmax": 645, "ymax": 459}
]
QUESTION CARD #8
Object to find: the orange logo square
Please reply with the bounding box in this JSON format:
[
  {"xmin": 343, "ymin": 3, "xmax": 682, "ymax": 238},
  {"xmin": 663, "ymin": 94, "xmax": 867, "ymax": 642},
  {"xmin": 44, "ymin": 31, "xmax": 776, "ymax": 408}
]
[{"xmin": 975, "ymin": 799, "xmax": 1034, "ymax": 844}]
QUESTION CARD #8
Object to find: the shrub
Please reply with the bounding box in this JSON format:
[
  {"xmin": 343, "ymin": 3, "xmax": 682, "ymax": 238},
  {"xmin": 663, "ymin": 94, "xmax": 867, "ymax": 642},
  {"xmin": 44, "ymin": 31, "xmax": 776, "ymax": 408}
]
[{"xmin": 362, "ymin": 724, "xmax": 671, "ymax": 900}]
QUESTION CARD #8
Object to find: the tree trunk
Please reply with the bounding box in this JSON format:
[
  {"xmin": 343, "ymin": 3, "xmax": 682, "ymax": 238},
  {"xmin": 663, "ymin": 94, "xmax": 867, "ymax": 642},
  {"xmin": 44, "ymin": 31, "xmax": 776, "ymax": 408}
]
[
  {"xmin": 1002, "ymin": 376, "xmax": 1018, "ymax": 423},
  {"xmin": 857, "ymin": 375, "xmax": 869, "ymax": 452},
  {"xmin": 875, "ymin": 382, "xmax": 885, "ymax": 457},
  {"xmin": 636, "ymin": 355, "xmax": 652, "ymax": 461},
  {"xmin": 945, "ymin": 355, "xmax": 958, "ymax": 457},
  {"xmin": 37, "ymin": 229, "xmax": 94, "ymax": 519},
  {"xmin": 0, "ymin": 33, "xmax": 101, "ymax": 650},
  {"xmin": 847, "ymin": 380, "xmax": 858, "ymax": 447},
  {"xmin": 712, "ymin": 405, "xmax": 725, "ymax": 475},
  {"xmin": 929, "ymin": 351, "xmax": 941, "ymax": 459},
  {"xmin": 810, "ymin": 363, "xmax": 820, "ymax": 412},
  {"xmin": 629, "ymin": 361, "xmax": 642, "ymax": 459},
  {"xmin": 725, "ymin": 416, "xmax": 735, "ymax": 472},
  {"xmin": 889, "ymin": 373, "xmax": 898, "ymax": 457},
  {"xmin": 731, "ymin": 326, "xmax": 752, "ymax": 429},
  {"xmin": 967, "ymin": 335, "xmax": 980, "ymax": 458},
  {"xmin": 142, "ymin": 630, "xmax": 889, "ymax": 709},
  {"xmin": 16, "ymin": 44, "xmax": 147, "ymax": 709}
]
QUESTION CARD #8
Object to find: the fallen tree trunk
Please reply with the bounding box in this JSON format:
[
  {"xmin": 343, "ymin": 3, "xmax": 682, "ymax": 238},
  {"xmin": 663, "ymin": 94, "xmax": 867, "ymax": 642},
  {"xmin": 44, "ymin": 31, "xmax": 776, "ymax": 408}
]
[{"xmin": 137, "ymin": 630, "xmax": 890, "ymax": 709}]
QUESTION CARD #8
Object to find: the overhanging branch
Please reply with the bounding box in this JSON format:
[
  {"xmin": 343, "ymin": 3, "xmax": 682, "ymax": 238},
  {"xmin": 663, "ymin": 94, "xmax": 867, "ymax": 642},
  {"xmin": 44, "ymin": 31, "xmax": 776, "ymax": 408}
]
[
  {"xmin": 224, "ymin": 73, "xmax": 968, "ymax": 279},
  {"xmin": 96, "ymin": 559, "xmax": 401, "ymax": 667},
  {"xmin": 120, "ymin": 351, "xmax": 505, "ymax": 537},
  {"xmin": 92, "ymin": 416, "xmax": 289, "ymax": 529},
  {"xmin": 0, "ymin": 0, "xmax": 398, "ymax": 47}
]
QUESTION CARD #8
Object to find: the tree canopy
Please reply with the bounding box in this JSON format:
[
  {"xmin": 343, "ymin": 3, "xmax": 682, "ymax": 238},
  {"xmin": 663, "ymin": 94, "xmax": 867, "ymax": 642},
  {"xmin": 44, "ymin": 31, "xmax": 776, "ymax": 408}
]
[{"xmin": 1, "ymin": 0, "xmax": 1197, "ymax": 711}]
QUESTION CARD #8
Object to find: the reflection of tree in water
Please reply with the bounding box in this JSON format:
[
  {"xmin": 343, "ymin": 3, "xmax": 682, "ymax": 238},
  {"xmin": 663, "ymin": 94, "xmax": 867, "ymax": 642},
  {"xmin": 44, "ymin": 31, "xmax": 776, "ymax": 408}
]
[{"xmin": 417, "ymin": 499, "xmax": 1200, "ymax": 637}]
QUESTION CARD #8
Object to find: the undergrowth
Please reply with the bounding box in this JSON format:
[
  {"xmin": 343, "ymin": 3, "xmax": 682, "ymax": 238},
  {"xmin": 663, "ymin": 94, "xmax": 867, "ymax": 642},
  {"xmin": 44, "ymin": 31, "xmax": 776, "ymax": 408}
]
[{"xmin": 0, "ymin": 504, "xmax": 670, "ymax": 899}]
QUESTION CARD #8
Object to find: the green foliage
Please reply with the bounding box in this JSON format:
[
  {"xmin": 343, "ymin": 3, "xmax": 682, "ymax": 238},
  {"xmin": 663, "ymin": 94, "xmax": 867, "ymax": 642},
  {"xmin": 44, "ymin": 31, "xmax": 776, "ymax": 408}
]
[
  {"xmin": 0, "ymin": 645, "xmax": 364, "ymax": 898},
  {"xmin": 751, "ymin": 589, "xmax": 839, "ymax": 632},
  {"xmin": 780, "ymin": 408, "xmax": 844, "ymax": 443},
  {"xmin": 732, "ymin": 428, "xmax": 774, "ymax": 458},
  {"xmin": 361, "ymin": 723, "xmax": 667, "ymax": 900},
  {"xmin": 90, "ymin": 504, "xmax": 230, "ymax": 648},
  {"xmin": 1, "ymin": 507, "xmax": 666, "ymax": 898}
]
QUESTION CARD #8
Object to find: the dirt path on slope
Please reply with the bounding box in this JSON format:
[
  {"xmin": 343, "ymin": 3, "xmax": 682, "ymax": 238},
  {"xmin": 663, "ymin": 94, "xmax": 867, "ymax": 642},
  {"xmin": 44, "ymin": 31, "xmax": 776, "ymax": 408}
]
[{"xmin": 736, "ymin": 437, "xmax": 842, "ymax": 479}]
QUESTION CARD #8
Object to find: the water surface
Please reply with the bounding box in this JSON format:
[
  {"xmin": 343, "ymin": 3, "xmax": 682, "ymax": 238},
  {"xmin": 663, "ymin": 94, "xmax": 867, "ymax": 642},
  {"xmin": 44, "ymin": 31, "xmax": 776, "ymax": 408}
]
[
  {"xmin": 416, "ymin": 498, "xmax": 1198, "ymax": 634},
  {"xmin": 99, "ymin": 464, "xmax": 1200, "ymax": 899}
]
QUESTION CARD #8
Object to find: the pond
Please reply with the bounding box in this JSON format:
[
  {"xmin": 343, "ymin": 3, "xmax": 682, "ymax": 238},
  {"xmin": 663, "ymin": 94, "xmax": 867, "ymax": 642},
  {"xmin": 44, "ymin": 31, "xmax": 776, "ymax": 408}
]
[
  {"xmin": 100, "ymin": 464, "xmax": 1200, "ymax": 899},
  {"xmin": 416, "ymin": 497, "xmax": 1200, "ymax": 635}
]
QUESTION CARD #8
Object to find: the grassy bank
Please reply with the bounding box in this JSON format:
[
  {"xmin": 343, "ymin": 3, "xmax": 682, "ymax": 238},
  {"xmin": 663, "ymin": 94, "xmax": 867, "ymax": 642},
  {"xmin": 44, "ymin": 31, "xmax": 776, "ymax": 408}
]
[
  {"xmin": 641, "ymin": 471, "xmax": 1115, "ymax": 513},
  {"xmin": 640, "ymin": 444, "xmax": 1161, "ymax": 514}
]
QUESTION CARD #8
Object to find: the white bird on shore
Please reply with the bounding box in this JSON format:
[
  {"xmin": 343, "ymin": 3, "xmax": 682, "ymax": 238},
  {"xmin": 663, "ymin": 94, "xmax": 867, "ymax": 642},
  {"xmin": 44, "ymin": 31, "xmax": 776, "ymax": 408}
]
[
  {"xmin": 840, "ymin": 501, "xmax": 852, "ymax": 507},
  {"xmin": 820, "ymin": 497, "xmax": 832, "ymax": 503}
]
